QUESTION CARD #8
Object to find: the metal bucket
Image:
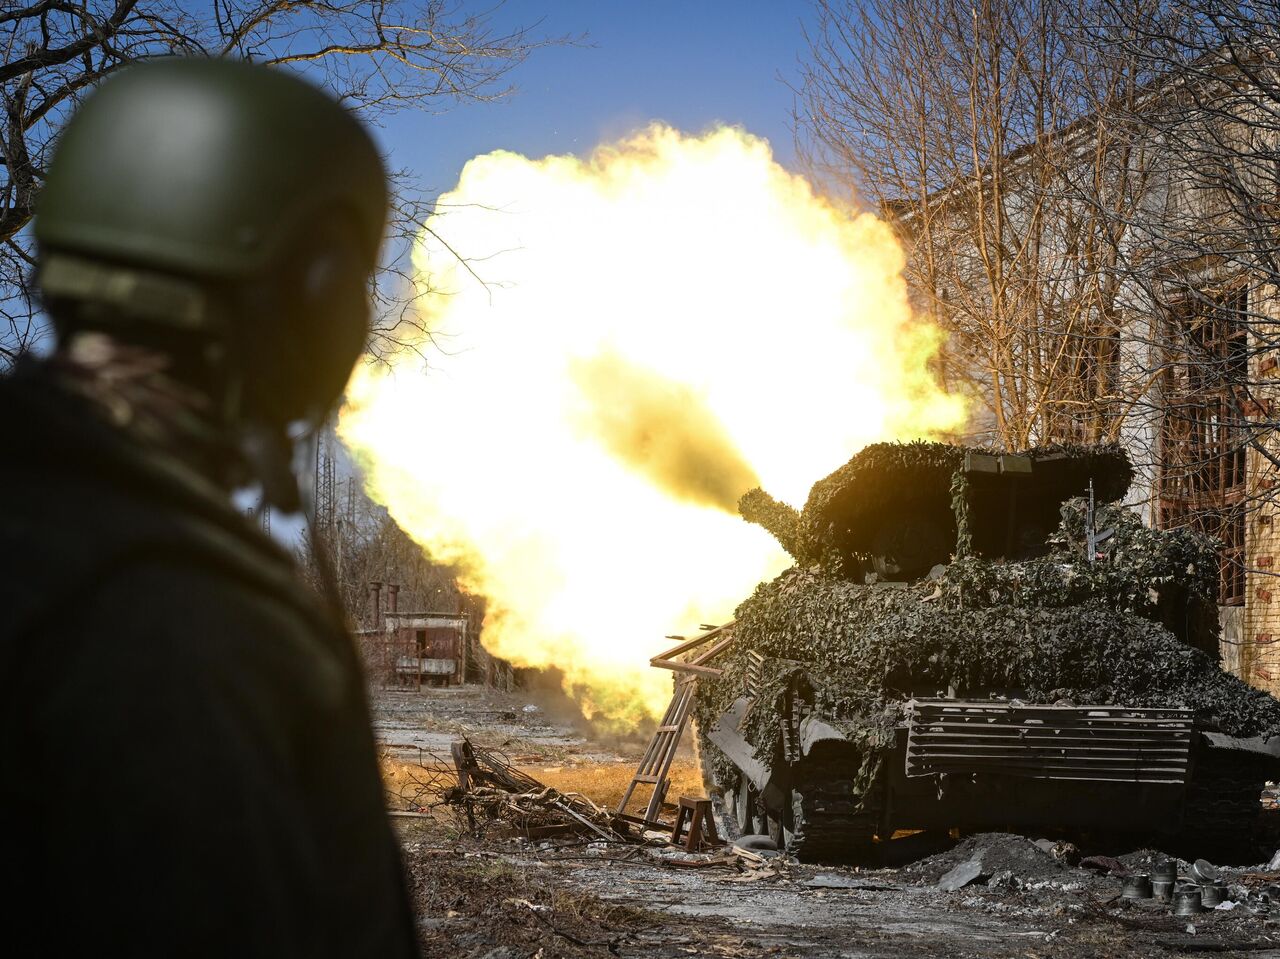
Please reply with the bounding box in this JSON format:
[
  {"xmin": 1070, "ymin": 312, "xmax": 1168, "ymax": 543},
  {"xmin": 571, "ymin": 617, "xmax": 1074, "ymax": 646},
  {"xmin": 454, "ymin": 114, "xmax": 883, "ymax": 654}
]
[
  {"xmin": 1201, "ymin": 884, "xmax": 1228, "ymax": 908},
  {"xmin": 1190, "ymin": 859, "xmax": 1219, "ymax": 884},
  {"xmin": 1122, "ymin": 875, "xmax": 1153, "ymax": 900},
  {"xmin": 1173, "ymin": 886, "xmax": 1204, "ymax": 916}
]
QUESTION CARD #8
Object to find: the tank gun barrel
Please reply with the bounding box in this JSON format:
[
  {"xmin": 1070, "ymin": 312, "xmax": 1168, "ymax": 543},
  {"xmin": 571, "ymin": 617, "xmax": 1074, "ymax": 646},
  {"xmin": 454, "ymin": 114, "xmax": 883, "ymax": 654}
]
[{"xmin": 739, "ymin": 487, "xmax": 805, "ymax": 560}]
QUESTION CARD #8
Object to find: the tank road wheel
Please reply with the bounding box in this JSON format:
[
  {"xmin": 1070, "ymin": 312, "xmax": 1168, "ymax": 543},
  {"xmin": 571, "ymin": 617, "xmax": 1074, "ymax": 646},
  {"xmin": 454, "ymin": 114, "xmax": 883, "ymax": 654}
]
[
  {"xmin": 767, "ymin": 788, "xmax": 793, "ymax": 850},
  {"xmin": 737, "ymin": 777, "xmax": 766, "ymax": 836}
]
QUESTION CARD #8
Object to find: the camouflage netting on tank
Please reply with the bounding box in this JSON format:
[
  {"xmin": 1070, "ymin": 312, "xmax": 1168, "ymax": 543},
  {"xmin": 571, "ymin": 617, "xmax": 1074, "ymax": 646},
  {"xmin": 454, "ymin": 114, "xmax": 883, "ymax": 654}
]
[
  {"xmin": 947, "ymin": 499, "xmax": 1221, "ymax": 645},
  {"xmin": 695, "ymin": 503, "xmax": 1280, "ymax": 797},
  {"xmin": 739, "ymin": 440, "xmax": 1133, "ymax": 569},
  {"xmin": 801, "ymin": 441, "xmax": 964, "ymax": 548},
  {"xmin": 700, "ymin": 653, "xmax": 898, "ymax": 813},
  {"xmin": 738, "ymin": 488, "xmax": 802, "ymax": 560},
  {"xmin": 800, "ymin": 441, "xmax": 964, "ymax": 569}
]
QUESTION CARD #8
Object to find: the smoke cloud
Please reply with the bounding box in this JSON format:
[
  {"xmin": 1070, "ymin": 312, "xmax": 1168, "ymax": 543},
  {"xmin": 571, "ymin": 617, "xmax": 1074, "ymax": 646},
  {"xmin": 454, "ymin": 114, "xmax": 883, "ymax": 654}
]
[
  {"xmin": 339, "ymin": 123, "xmax": 966, "ymax": 727},
  {"xmin": 570, "ymin": 352, "xmax": 759, "ymax": 513}
]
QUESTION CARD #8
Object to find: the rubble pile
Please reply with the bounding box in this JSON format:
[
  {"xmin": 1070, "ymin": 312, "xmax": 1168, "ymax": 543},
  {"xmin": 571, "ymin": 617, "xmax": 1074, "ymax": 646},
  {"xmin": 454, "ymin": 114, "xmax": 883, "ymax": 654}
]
[
  {"xmin": 899, "ymin": 832, "xmax": 1280, "ymax": 930},
  {"xmin": 902, "ymin": 833, "xmax": 1075, "ymax": 888},
  {"xmin": 445, "ymin": 740, "xmax": 635, "ymax": 843}
]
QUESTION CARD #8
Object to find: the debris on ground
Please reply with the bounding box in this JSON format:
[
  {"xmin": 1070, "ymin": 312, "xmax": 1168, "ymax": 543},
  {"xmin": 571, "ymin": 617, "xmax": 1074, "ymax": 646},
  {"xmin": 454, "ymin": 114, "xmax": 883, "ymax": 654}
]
[
  {"xmin": 1032, "ymin": 838, "xmax": 1080, "ymax": 865},
  {"xmin": 405, "ymin": 855, "xmax": 660, "ymax": 958},
  {"xmin": 1190, "ymin": 858, "xmax": 1221, "ymax": 884},
  {"xmin": 448, "ymin": 738, "xmax": 640, "ymax": 843},
  {"xmin": 379, "ymin": 744, "xmax": 461, "ymax": 813},
  {"xmin": 731, "ymin": 834, "xmax": 778, "ymax": 854},
  {"xmin": 375, "ymin": 690, "xmax": 1280, "ymax": 956},
  {"xmin": 904, "ymin": 832, "xmax": 1072, "ymax": 888},
  {"xmin": 1080, "ymin": 855, "xmax": 1129, "ymax": 876},
  {"xmin": 936, "ymin": 857, "xmax": 985, "ymax": 891},
  {"xmin": 802, "ymin": 874, "xmax": 899, "ymax": 891}
]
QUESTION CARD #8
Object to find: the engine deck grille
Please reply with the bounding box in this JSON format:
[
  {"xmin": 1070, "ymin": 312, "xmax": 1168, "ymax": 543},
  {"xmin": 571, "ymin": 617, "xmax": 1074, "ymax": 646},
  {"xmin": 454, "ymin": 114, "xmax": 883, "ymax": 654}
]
[{"xmin": 904, "ymin": 699, "xmax": 1195, "ymax": 784}]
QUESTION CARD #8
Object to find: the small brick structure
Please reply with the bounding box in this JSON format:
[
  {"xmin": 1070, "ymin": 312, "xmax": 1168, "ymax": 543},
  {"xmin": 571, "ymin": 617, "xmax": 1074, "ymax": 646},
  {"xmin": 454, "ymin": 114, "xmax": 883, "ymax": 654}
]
[
  {"xmin": 358, "ymin": 611, "xmax": 470, "ymax": 687},
  {"xmin": 355, "ymin": 582, "xmax": 515, "ymax": 691},
  {"xmin": 354, "ymin": 610, "xmax": 510, "ymax": 690}
]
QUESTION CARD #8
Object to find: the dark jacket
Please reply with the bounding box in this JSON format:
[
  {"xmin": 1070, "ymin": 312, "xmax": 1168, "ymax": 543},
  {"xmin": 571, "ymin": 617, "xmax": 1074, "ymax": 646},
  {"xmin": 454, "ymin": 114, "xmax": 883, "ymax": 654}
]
[{"xmin": 0, "ymin": 367, "xmax": 418, "ymax": 957}]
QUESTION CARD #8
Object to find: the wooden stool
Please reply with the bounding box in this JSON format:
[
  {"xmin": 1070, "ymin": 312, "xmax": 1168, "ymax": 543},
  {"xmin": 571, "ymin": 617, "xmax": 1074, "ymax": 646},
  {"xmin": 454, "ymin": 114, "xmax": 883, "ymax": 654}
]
[{"xmin": 670, "ymin": 795, "xmax": 720, "ymax": 851}]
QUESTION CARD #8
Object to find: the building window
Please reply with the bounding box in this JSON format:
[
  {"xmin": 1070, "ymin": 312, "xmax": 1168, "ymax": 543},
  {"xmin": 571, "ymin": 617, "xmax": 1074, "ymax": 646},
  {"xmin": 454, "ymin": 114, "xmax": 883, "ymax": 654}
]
[
  {"xmin": 1046, "ymin": 323, "xmax": 1121, "ymax": 445},
  {"xmin": 415, "ymin": 629, "xmax": 427, "ymax": 657},
  {"xmin": 1156, "ymin": 286, "xmax": 1248, "ymax": 605}
]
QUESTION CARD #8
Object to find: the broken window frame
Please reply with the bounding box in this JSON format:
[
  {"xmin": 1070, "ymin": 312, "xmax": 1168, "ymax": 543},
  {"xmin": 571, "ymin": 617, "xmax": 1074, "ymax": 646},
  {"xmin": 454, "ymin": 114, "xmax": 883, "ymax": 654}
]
[{"xmin": 1156, "ymin": 284, "xmax": 1249, "ymax": 606}]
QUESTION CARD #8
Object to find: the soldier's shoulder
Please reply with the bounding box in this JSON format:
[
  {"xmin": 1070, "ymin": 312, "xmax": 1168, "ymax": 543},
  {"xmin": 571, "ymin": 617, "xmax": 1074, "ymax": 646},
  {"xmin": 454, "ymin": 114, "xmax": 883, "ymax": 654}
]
[
  {"xmin": 81, "ymin": 558, "xmax": 349, "ymax": 696},
  {"xmin": 0, "ymin": 371, "xmax": 315, "ymax": 643}
]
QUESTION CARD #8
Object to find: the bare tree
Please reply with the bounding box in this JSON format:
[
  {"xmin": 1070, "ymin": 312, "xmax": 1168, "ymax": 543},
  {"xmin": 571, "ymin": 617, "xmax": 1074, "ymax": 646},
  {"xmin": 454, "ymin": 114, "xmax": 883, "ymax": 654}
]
[
  {"xmin": 797, "ymin": 0, "xmax": 1159, "ymax": 453},
  {"xmin": 798, "ymin": 0, "xmax": 1280, "ymax": 688},
  {"xmin": 298, "ymin": 480, "xmax": 477, "ymax": 630},
  {"xmin": 295, "ymin": 427, "xmax": 476, "ymax": 628},
  {"xmin": 1, "ymin": 0, "xmax": 565, "ymax": 364},
  {"xmin": 1084, "ymin": 1, "xmax": 1280, "ymax": 677}
]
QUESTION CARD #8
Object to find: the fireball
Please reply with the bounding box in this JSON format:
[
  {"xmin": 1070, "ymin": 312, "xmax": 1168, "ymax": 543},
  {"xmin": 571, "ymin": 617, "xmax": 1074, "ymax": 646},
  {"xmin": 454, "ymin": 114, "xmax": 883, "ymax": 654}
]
[{"xmin": 338, "ymin": 123, "xmax": 964, "ymax": 729}]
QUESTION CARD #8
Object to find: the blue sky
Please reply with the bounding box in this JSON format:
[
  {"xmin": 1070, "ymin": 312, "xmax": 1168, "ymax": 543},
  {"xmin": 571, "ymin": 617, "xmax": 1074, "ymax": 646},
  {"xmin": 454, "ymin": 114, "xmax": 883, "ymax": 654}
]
[{"xmin": 373, "ymin": 1, "xmax": 817, "ymax": 196}]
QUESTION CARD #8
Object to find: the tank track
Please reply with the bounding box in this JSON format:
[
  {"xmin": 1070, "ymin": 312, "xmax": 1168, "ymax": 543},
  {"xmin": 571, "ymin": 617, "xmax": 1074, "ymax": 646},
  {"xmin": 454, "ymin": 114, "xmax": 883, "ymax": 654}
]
[
  {"xmin": 785, "ymin": 752, "xmax": 885, "ymax": 863},
  {"xmin": 1180, "ymin": 748, "xmax": 1272, "ymax": 863}
]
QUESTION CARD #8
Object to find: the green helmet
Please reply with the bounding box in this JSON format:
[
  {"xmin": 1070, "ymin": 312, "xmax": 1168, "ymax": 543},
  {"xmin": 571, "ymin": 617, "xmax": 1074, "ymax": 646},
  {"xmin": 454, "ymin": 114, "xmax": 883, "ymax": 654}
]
[{"xmin": 35, "ymin": 57, "xmax": 389, "ymax": 425}]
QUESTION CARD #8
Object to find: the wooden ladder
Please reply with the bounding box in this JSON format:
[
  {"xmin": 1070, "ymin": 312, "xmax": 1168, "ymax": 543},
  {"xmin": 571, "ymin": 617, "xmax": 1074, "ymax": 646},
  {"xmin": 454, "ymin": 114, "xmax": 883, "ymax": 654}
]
[
  {"xmin": 617, "ymin": 679, "xmax": 697, "ymax": 823},
  {"xmin": 617, "ymin": 623, "xmax": 734, "ymax": 824}
]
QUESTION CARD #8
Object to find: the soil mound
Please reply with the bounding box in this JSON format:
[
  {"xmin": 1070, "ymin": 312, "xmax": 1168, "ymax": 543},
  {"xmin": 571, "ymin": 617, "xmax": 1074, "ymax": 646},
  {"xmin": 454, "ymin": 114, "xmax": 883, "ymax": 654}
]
[{"xmin": 902, "ymin": 832, "xmax": 1068, "ymax": 886}]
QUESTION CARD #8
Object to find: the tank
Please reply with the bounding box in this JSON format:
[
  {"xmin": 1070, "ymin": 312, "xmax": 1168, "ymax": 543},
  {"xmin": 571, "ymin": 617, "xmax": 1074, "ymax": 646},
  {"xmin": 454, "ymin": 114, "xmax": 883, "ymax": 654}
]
[{"xmin": 694, "ymin": 441, "xmax": 1280, "ymax": 863}]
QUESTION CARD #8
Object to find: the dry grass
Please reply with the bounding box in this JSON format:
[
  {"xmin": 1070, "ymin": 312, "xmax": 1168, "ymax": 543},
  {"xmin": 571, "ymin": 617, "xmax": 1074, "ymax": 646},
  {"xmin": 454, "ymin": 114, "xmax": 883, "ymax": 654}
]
[
  {"xmin": 380, "ymin": 751, "xmax": 706, "ymax": 818},
  {"xmin": 522, "ymin": 758, "xmax": 705, "ymax": 814},
  {"xmin": 380, "ymin": 753, "xmax": 457, "ymax": 812}
]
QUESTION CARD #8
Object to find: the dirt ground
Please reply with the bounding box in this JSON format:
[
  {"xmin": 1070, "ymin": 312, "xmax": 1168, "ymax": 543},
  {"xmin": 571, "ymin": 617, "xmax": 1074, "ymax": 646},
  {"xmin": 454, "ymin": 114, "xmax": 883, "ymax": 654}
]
[
  {"xmin": 374, "ymin": 685, "xmax": 704, "ymax": 813},
  {"xmin": 371, "ymin": 686, "xmax": 1280, "ymax": 959}
]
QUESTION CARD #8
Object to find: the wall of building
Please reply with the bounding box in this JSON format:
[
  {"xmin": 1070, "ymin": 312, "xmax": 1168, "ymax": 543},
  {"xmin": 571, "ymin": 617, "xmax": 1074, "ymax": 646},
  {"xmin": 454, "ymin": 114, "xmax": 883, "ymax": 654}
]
[
  {"xmin": 1242, "ymin": 309, "xmax": 1280, "ymax": 693},
  {"xmin": 1242, "ymin": 479, "xmax": 1280, "ymax": 692}
]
